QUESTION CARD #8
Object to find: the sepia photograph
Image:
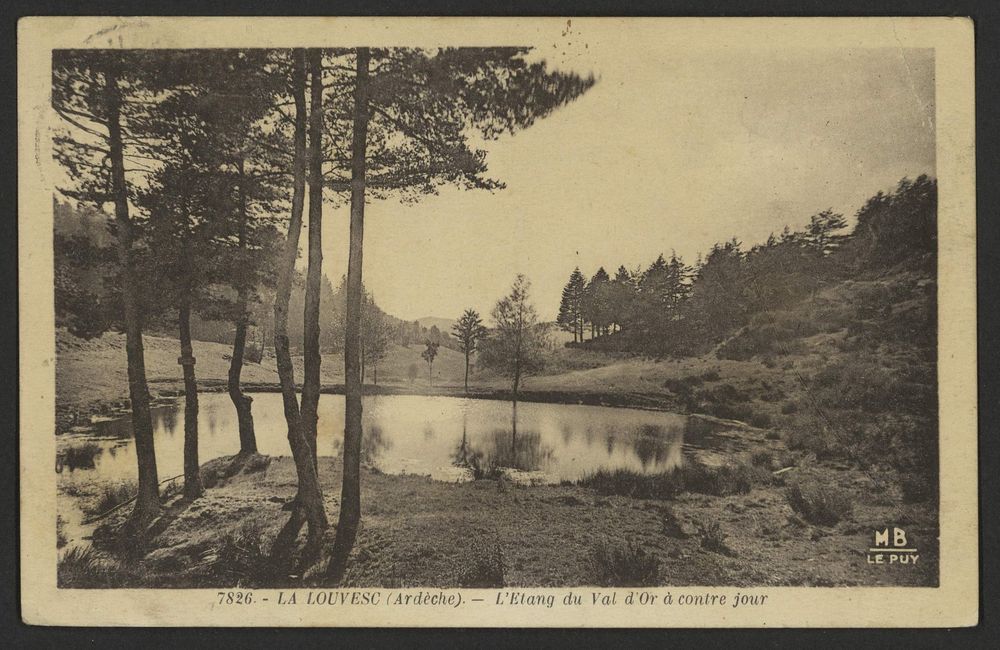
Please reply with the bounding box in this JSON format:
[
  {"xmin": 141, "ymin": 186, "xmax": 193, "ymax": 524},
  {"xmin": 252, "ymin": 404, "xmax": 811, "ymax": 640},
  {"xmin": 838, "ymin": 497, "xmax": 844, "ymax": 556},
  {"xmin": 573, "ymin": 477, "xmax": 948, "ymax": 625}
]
[{"xmin": 19, "ymin": 17, "xmax": 978, "ymax": 627}]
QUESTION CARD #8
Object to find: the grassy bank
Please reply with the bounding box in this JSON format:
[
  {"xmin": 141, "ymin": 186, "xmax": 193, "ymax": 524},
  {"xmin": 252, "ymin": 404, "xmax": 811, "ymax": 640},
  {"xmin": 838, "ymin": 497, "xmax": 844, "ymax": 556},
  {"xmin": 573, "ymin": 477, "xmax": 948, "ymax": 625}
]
[{"xmin": 61, "ymin": 454, "xmax": 937, "ymax": 588}]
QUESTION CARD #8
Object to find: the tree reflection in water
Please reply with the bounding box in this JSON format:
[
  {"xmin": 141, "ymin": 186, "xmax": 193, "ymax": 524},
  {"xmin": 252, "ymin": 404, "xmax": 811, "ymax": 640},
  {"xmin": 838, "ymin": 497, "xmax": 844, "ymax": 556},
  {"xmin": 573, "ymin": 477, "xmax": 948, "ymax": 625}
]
[
  {"xmin": 362, "ymin": 424, "xmax": 392, "ymax": 465},
  {"xmin": 630, "ymin": 424, "xmax": 683, "ymax": 471},
  {"xmin": 158, "ymin": 407, "xmax": 178, "ymax": 436}
]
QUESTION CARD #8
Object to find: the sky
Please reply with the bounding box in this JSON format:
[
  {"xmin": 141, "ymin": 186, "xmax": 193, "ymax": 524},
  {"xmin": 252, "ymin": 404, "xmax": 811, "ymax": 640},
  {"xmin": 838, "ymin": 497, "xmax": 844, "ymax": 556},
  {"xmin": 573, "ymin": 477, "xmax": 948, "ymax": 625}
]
[
  {"xmin": 315, "ymin": 40, "xmax": 935, "ymax": 323},
  {"xmin": 51, "ymin": 35, "xmax": 935, "ymax": 325}
]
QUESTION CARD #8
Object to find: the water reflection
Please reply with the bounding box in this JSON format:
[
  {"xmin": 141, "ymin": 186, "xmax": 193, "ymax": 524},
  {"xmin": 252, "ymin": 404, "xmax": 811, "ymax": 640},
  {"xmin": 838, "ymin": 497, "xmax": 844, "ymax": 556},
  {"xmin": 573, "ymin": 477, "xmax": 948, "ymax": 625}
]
[{"xmin": 59, "ymin": 393, "xmax": 713, "ymax": 485}]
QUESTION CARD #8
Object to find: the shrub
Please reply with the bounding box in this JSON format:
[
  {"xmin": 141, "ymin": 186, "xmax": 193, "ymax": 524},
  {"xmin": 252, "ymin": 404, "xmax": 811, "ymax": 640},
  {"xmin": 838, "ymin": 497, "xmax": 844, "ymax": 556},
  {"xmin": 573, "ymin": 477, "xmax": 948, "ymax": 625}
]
[
  {"xmin": 469, "ymin": 455, "xmax": 504, "ymax": 481},
  {"xmin": 812, "ymin": 359, "xmax": 900, "ymax": 414},
  {"xmin": 61, "ymin": 442, "xmax": 102, "ymax": 470},
  {"xmin": 696, "ymin": 519, "xmax": 734, "ymax": 556},
  {"xmin": 57, "ymin": 546, "xmax": 124, "ymax": 588},
  {"xmin": 588, "ymin": 539, "xmax": 660, "ymax": 587},
  {"xmin": 660, "ymin": 506, "xmax": 687, "ymax": 538},
  {"xmin": 704, "ymin": 402, "xmax": 754, "ymax": 422},
  {"xmin": 750, "ymin": 450, "xmax": 773, "ymax": 467},
  {"xmin": 579, "ymin": 463, "xmax": 761, "ymax": 500},
  {"xmin": 717, "ymin": 312, "xmax": 822, "ymax": 360},
  {"xmin": 784, "ymin": 419, "xmax": 839, "ymax": 459},
  {"xmin": 680, "ymin": 463, "xmax": 753, "ymax": 496},
  {"xmin": 701, "ymin": 370, "xmax": 721, "ymax": 382},
  {"xmin": 86, "ymin": 480, "xmax": 138, "ymax": 516},
  {"xmin": 457, "ymin": 537, "xmax": 506, "ymax": 587},
  {"xmin": 780, "ymin": 401, "xmax": 799, "ymax": 415},
  {"xmin": 577, "ymin": 469, "xmax": 684, "ymax": 500},
  {"xmin": 749, "ymin": 412, "xmax": 773, "ymax": 429},
  {"xmin": 213, "ymin": 519, "xmax": 273, "ymax": 586},
  {"xmin": 786, "ymin": 481, "xmax": 852, "ymax": 526}
]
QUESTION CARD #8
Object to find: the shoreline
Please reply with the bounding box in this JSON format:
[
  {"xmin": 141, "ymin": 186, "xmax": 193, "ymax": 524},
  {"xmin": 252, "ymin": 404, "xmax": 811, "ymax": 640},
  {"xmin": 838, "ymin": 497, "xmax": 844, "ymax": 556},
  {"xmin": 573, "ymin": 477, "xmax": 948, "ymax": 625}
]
[
  {"xmin": 62, "ymin": 453, "xmax": 940, "ymax": 589},
  {"xmin": 57, "ymin": 377, "xmax": 755, "ymax": 436}
]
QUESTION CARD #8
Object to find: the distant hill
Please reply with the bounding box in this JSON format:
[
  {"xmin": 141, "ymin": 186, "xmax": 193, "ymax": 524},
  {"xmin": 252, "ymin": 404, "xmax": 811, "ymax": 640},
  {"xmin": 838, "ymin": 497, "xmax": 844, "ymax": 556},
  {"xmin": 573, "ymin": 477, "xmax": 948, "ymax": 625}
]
[{"xmin": 415, "ymin": 317, "xmax": 456, "ymax": 333}]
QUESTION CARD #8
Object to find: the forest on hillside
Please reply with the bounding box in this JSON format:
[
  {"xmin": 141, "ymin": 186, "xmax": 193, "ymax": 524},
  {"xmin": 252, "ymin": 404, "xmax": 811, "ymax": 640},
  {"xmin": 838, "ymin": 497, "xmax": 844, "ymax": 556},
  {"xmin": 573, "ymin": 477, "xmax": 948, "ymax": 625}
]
[
  {"xmin": 557, "ymin": 175, "xmax": 936, "ymax": 357},
  {"xmin": 55, "ymin": 198, "xmax": 460, "ymax": 359}
]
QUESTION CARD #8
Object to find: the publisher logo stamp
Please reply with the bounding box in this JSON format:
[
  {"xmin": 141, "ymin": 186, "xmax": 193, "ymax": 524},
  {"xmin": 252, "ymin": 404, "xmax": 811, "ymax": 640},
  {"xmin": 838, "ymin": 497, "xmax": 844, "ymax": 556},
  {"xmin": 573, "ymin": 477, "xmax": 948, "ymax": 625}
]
[{"xmin": 866, "ymin": 527, "xmax": 919, "ymax": 566}]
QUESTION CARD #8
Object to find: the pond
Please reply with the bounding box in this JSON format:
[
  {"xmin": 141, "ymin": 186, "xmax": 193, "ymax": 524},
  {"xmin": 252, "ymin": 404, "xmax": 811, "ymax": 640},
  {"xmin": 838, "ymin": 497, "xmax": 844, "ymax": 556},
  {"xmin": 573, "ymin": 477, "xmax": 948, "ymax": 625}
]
[{"xmin": 58, "ymin": 392, "xmax": 729, "ymax": 486}]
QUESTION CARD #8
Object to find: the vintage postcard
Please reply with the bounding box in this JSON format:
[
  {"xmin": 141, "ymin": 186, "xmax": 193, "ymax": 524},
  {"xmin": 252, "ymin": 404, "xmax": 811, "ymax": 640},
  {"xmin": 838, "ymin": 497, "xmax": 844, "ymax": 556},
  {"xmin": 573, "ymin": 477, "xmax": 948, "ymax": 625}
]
[{"xmin": 19, "ymin": 17, "xmax": 977, "ymax": 627}]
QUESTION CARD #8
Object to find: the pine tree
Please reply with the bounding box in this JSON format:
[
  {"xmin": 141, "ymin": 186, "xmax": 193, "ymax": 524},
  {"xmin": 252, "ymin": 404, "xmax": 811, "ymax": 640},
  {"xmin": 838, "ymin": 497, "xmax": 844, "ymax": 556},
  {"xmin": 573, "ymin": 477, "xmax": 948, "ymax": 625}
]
[
  {"xmin": 452, "ymin": 308, "xmax": 487, "ymax": 391},
  {"xmin": 557, "ymin": 267, "xmax": 587, "ymax": 343},
  {"xmin": 52, "ymin": 50, "xmax": 164, "ymax": 533},
  {"xmin": 320, "ymin": 48, "xmax": 594, "ymax": 582}
]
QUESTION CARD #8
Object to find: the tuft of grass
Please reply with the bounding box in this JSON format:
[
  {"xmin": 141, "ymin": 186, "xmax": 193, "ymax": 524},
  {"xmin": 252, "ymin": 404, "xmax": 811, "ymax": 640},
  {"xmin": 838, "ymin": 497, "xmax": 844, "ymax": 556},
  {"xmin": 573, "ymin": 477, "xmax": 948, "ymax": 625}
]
[
  {"xmin": 211, "ymin": 519, "xmax": 273, "ymax": 586},
  {"xmin": 57, "ymin": 515, "xmax": 68, "ymax": 549},
  {"xmin": 57, "ymin": 546, "xmax": 126, "ymax": 588},
  {"xmin": 786, "ymin": 481, "xmax": 852, "ymax": 526},
  {"xmin": 587, "ymin": 539, "xmax": 660, "ymax": 587},
  {"xmin": 469, "ymin": 454, "xmax": 504, "ymax": 481},
  {"xmin": 680, "ymin": 463, "xmax": 754, "ymax": 496},
  {"xmin": 86, "ymin": 480, "xmax": 138, "ymax": 516},
  {"xmin": 578, "ymin": 462, "xmax": 762, "ymax": 500},
  {"xmin": 660, "ymin": 506, "xmax": 688, "ymax": 538},
  {"xmin": 780, "ymin": 401, "xmax": 799, "ymax": 415},
  {"xmin": 60, "ymin": 442, "xmax": 102, "ymax": 470},
  {"xmin": 577, "ymin": 469, "xmax": 684, "ymax": 500},
  {"xmin": 457, "ymin": 537, "xmax": 506, "ymax": 588},
  {"xmin": 697, "ymin": 519, "xmax": 735, "ymax": 556}
]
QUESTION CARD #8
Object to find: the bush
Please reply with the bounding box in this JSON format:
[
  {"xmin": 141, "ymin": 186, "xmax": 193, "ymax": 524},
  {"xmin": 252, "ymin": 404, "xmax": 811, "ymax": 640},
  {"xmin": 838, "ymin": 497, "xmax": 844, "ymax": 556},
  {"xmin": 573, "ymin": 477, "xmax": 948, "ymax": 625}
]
[
  {"xmin": 86, "ymin": 480, "xmax": 137, "ymax": 516},
  {"xmin": 587, "ymin": 539, "xmax": 660, "ymax": 587},
  {"xmin": 468, "ymin": 454, "xmax": 504, "ymax": 481},
  {"xmin": 60, "ymin": 442, "xmax": 102, "ymax": 470},
  {"xmin": 57, "ymin": 546, "xmax": 125, "ymax": 588},
  {"xmin": 784, "ymin": 419, "xmax": 839, "ymax": 459},
  {"xmin": 717, "ymin": 311, "xmax": 822, "ymax": 360},
  {"xmin": 579, "ymin": 463, "xmax": 761, "ymax": 500},
  {"xmin": 780, "ymin": 401, "xmax": 799, "ymax": 415},
  {"xmin": 749, "ymin": 412, "xmax": 773, "ymax": 429},
  {"xmin": 213, "ymin": 519, "xmax": 273, "ymax": 586},
  {"xmin": 701, "ymin": 370, "xmax": 721, "ymax": 381},
  {"xmin": 786, "ymin": 481, "xmax": 852, "ymax": 526},
  {"xmin": 812, "ymin": 359, "xmax": 900, "ymax": 414},
  {"xmin": 457, "ymin": 537, "xmax": 506, "ymax": 587},
  {"xmin": 750, "ymin": 450, "xmax": 773, "ymax": 467},
  {"xmin": 680, "ymin": 463, "xmax": 754, "ymax": 496},
  {"xmin": 697, "ymin": 519, "xmax": 734, "ymax": 556},
  {"xmin": 660, "ymin": 506, "xmax": 687, "ymax": 538},
  {"xmin": 577, "ymin": 469, "xmax": 684, "ymax": 500}
]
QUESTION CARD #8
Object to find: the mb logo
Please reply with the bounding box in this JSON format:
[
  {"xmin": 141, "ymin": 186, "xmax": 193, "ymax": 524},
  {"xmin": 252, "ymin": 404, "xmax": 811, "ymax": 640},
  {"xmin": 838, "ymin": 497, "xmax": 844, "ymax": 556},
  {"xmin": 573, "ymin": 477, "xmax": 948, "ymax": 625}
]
[{"xmin": 866, "ymin": 527, "xmax": 919, "ymax": 566}]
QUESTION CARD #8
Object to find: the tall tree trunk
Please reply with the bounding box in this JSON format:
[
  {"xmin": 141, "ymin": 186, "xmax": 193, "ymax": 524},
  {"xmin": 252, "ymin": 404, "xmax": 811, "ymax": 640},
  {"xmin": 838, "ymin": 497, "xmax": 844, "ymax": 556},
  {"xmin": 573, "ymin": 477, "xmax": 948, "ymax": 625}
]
[
  {"xmin": 272, "ymin": 49, "xmax": 327, "ymax": 564},
  {"xmin": 178, "ymin": 294, "xmax": 202, "ymax": 499},
  {"xmin": 464, "ymin": 351, "xmax": 470, "ymax": 393},
  {"xmin": 326, "ymin": 46, "xmax": 370, "ymax": 584},
  {"xmin": 229, "ymin": 157, "xmax": 257, "ymax": 455},
  {"xmin": 300, "ymin": 47, "xmax": 325, "ymax": 472},
  {"xmin": 105, "ymin": 58, "xmax": 159, "ymax": 531}
]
